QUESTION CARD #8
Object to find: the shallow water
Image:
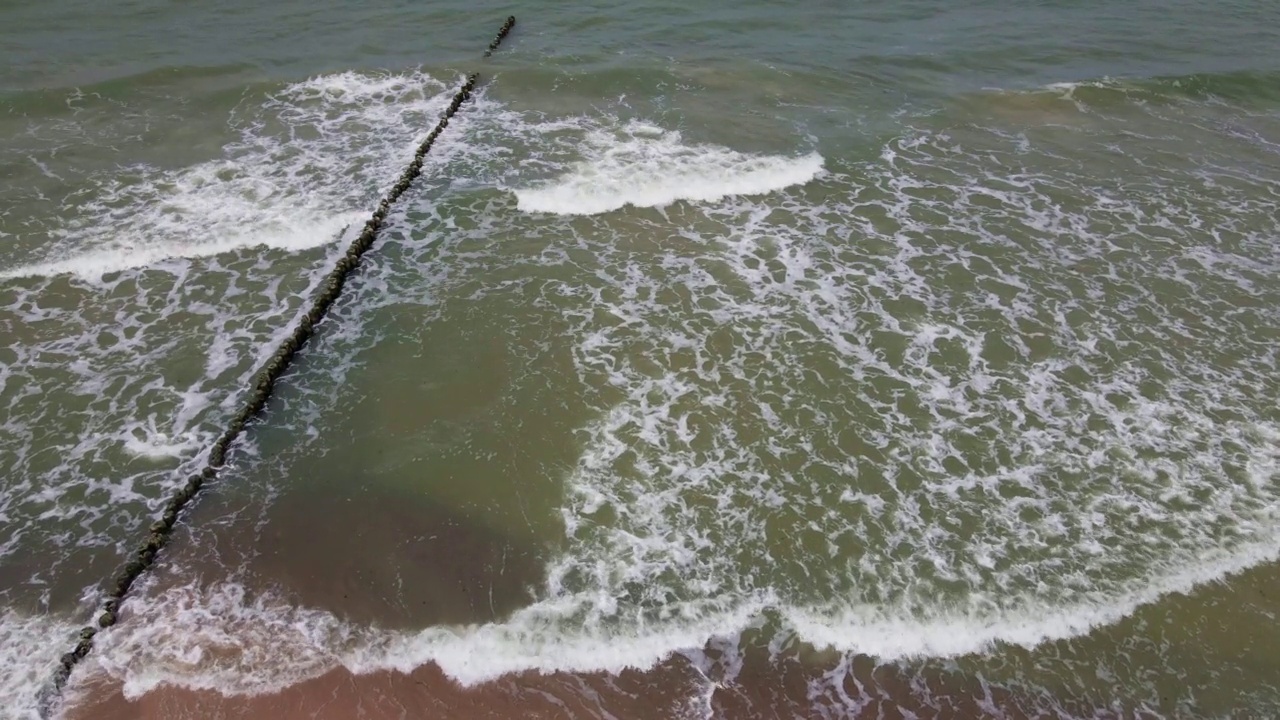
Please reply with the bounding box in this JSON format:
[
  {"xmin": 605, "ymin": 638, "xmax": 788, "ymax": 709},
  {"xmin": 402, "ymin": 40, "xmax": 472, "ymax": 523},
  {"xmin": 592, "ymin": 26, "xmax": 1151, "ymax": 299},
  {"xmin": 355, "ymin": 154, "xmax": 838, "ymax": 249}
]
[{"xmin": 2, "ymin": 1, "xmax": 1279, "ymax": 718}]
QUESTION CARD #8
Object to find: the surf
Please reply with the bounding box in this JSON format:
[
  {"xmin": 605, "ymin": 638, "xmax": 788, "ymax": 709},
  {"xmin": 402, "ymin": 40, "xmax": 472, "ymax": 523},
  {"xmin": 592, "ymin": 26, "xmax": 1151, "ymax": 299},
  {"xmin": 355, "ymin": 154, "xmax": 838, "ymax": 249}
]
[{"xmin": 513, "ymin": 121, "xmax": 824, "ymax": 216}]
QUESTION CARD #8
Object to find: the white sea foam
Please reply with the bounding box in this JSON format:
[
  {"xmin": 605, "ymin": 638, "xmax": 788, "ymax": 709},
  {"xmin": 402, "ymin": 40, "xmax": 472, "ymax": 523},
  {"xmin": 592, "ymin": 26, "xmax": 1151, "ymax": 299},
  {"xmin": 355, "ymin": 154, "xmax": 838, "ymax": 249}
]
[
  {"xmin": 120, "ymin": 423, "xmax": 204, "ymax": 460},
  {"xmin": 78, "ymin": 121, "xmax": 1280, "ymax": 704},
  {"xmin": 1, "ymin": 213, "xmax": 364, "ymax": 281},
  {"xmin": 496, "ymin": 85, "xmax": 1278, "ymax": 693},
  {"xmin": 84, "ymin": 582, "xmax": 768, "ymax": 698},
  {"xmin": 787, "ymin": 535, "xmax": 1280, "ymax": 660},
  {"xmin": 0, "ymin": 68, "xmax": 466, "ymax": 716},
  {"xmin": 0, "ymin": 68, "xmax": 464, "ymax": 550},
  {"xmin": 0, "ymin": 610, "xmax": 81, "ymax": 720},
  {"xmin": 514, "ymin": 122, "xmax": 823, "ymax": 215},
  {"xmin": 29, "ymin": 70, "xmax": 1280, "ymax": 715},
  {"xmin": 1, "ymin": 70, "xmax": 458, "ymax": 280},
  {"xmin": 0, "ymin": 73, "xmax": 471, "ymax": 718},
  {"xmin": 79, "ymin": 525, "xmax": 1280, "ymax": 701}
]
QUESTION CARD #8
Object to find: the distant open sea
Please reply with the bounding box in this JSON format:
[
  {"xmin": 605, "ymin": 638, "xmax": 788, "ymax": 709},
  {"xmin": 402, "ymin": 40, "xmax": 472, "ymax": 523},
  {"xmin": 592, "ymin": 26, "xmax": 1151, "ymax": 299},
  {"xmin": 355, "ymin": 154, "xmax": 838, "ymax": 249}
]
[{"xmin": 3, "ymin": 1, "xmax": 1280, "ymax": 718}]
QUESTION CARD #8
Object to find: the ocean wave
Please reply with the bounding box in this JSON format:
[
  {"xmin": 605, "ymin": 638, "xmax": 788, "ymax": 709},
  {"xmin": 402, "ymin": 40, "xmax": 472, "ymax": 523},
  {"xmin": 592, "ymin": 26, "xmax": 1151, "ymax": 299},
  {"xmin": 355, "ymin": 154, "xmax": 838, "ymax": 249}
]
[
  {"xmin": 81, "ymin": 525, "xmax": 1280, "ymax": 702},
  {"xmin": 0, "ymin": 610, "xmax": 82, "ymax": 720},
  {"xmin": 513, "ymin": 121, "xmax": 823, "ymax": 215},
  {"xmin": 1, "ymin": 69, "xmax": 461, "ymax": 280}
]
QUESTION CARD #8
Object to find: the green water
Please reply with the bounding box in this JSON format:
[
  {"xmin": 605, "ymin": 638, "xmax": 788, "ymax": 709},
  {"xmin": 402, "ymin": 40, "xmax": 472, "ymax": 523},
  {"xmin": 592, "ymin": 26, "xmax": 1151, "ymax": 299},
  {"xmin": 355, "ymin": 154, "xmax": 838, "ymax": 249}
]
[{"xmin": 2, "ymin": 2, "xmax": 1280, "ymax": 718}]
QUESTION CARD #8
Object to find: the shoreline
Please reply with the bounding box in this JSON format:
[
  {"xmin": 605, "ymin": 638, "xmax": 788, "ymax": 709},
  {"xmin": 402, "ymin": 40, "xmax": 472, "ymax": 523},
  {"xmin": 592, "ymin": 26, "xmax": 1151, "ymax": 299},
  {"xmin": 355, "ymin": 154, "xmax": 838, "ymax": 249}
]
[
  {"xmin": 52, "ymin": 554, "xmax": 1280, "ymax": 718},
  {"xmin": 62, "ymin": 648, "xmax": 1098, "ymax": 720}
]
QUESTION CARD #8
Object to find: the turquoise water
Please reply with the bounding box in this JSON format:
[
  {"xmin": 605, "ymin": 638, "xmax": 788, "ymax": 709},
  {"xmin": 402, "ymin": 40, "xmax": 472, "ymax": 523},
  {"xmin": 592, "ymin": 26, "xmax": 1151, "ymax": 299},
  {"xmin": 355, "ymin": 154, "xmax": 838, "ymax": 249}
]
[{"xmin": 2, "ymin": 2, "xmax": 1280, "ymax": 718}]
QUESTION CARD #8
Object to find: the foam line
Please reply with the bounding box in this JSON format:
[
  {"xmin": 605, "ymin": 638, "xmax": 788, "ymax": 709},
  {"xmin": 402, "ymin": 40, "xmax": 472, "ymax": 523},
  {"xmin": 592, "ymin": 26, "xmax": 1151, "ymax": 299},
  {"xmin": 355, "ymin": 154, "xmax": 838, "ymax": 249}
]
[{"xmin": 514, "ymin": 123, "xmax": 824, "ymax": 215}]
